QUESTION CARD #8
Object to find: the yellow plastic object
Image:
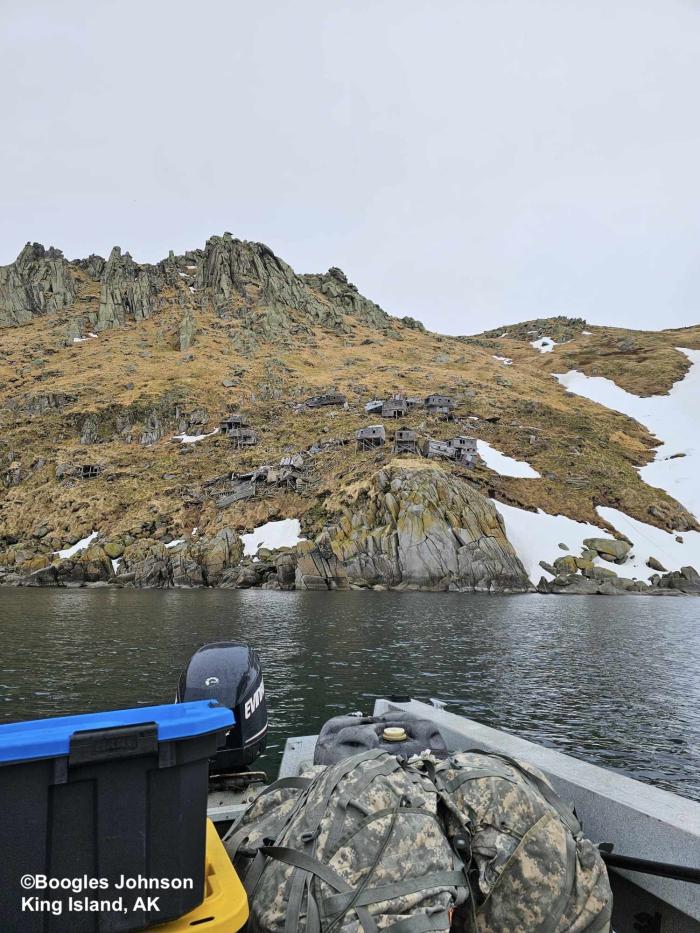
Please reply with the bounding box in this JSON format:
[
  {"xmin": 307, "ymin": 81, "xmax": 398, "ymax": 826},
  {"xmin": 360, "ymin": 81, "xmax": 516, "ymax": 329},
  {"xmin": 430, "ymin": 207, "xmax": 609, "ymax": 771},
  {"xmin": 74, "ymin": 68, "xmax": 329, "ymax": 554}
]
[
  {"xmin": 152, "ymin": 819, "xmax": 249, "ymax": 932},
  {"xmin": 382, "ymin": 727, "xmax": 408, "ymax": 742}
]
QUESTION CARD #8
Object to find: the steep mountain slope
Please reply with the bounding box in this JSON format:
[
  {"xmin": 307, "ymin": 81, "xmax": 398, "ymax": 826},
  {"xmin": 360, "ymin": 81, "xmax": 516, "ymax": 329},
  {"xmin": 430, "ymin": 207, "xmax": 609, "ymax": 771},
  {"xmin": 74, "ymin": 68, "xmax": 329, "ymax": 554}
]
[{"xmin": 1, "ymin": 235, "xmax": 699, "ymax": 591}]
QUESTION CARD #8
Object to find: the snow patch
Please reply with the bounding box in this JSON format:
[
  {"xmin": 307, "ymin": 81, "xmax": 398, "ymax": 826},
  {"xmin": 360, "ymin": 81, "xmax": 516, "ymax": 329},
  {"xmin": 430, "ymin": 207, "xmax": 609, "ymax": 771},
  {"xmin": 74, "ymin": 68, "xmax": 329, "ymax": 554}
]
[
  {"xmin": 241, "ymin": 519, "xmax": 305, "ymax": 556},
  {"xmin": 72, "ymin": 333, "xmax": 98, "ymax": 344},
  {"xmin": 111, "ymin": 557, "xmax": 122, "ymax": 574},
  {"xmin": 55, "ymin": 531, "xmax": 99, "ymax": 559},
  {"xmin": 554, "ymin": 349, "xmax": 700, "ymax": 521},
  {"xmin": 595, "ymin": 507, "xmax": 700, "ymax": 580},
  {"xmin": 477, "ymin": 441, "xmax": 541, "ymax": 478},
  {"xmin": 530, "ymin": 337, "xmax": 556, "ymax": 353},
  {"xmin": 494, "ymin": 503, "xmax": 604, "ymax": 582},
  {"xmin": 494, "ymin": 500, "xmax": 700, "ymax": 585},
  {"xmin": 493, "ymin": 355, "xmax": 513, "ymax": 365},
  {"xmin": 165, "ymin": 538, "xmax": 185, "ymax": 549},
  {"xmin": 173, "ymin": 428, "xmax": 219, "ymax": 444},
  {"xmin": 582, "ymin": 330, "xmax": 592, "ymax": 336}
]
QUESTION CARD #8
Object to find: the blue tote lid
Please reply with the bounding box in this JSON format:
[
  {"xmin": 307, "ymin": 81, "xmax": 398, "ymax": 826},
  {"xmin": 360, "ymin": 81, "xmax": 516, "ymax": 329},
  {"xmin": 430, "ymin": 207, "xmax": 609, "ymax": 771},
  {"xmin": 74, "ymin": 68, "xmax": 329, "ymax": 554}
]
[{"xmin": 0, "ymin": 700, "xmax": 234, "ymax": 764}]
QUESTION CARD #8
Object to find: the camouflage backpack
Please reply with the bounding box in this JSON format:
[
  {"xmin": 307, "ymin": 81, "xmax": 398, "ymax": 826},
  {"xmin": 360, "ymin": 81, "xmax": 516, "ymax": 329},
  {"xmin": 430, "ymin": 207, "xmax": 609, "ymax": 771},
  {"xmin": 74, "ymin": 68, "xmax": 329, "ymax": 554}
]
[
  {"xmin": 224, "ymin": 775, "xmax": 316, "ymax": 885},
  {"xmin": 242, "ymin": 749, "xmax": 470, "ymax": 933},
  {"xmin": 427, "ymin": 752, "xmax": 612, "ymax": 933}
]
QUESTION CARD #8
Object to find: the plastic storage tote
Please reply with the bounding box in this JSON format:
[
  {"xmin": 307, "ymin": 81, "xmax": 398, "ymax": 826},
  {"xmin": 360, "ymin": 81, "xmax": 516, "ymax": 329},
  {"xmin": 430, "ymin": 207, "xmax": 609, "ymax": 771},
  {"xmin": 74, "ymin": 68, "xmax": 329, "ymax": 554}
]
[{"xmin": 0, "ymin": 700, "xmax": 234, "ymax": 933}]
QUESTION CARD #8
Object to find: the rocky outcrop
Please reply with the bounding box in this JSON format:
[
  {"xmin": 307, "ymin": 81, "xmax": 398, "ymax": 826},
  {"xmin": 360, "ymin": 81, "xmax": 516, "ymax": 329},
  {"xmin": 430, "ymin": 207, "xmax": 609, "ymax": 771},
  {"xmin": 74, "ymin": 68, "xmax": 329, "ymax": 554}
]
[
  {"xmin": 179, "ymin": 308, "xmax": 197, "ymax": 350},
  {"xmin": 95, "ymin": 247, "xmax": 182, "ymax": 330},
  {"xmin": 74, "ymin": 254, "xmax": 106, "ymax": 280},
  {"xmin": 651, "ymin": 565, "xmax": 700, "ymax": 595},
  {"xmin": 319, "ymin": 461, "xmax": 531, "ymax": 592},
  {"xmin": 197, "ymin": 235, "xmax": 388, "ymax": 332},
  {"xmin": 119, "ymin": 527, "xmax": 243, "ymax": 588},
  {"xmin": 646, "ymin": 556, "xmax": 667, "ymax": 572},
  {"xmin": 537, "ymin": 563, "xmax": 700, "ymax": 596},
  {"xmin": 537, "ymin": 571, "xmax": 648, "ymax": 595},
  {"xmin": 582, "ymin": 537, "xmax": 632, "ymax": 563},
  {"xmin": 1, "ymin": 542, "xmax": 114, "ymax": 586},
  {"xmin": 54, "ymin": 546, "xmax": 114, "ymax": 584},
  {"xmin": 4, "ymin": 391, "xmax": 77, "ymax": 415},
  {"xmin": 196, "ymin": 234, "xmax": 335, "ymax": 323},
  {"xmin": 0, "ymin": 243, "xmax": 78, "ymax": 327},
  {"xmin": 121, "ymin": 539, "xmax": 171, "ymax": 587},
  {"xmin": 63, "ymin": 391, "xmax": 196, "ymax": 446},
  {"xmin": 2, "ymin": 464, "xmax": 532, "ymax": 592},
  {"xmin": 294, "ymin": 538, "xmax": 350, "ymax": 591},
  {"xmin": 481, "ymin": 315, "xmax": 588, "ymax": 343},
  {"xmin": 302, "ymin": 266, "xmax": 388, "ymax": 330},
  {"xmin": 1, "ymin": 234, "xmax": 395, "ymax": 335}
]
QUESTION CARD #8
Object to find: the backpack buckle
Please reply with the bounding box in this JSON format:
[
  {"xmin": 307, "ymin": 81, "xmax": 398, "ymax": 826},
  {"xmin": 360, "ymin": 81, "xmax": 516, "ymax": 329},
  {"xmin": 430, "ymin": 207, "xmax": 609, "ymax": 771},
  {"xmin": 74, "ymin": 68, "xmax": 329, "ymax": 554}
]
[{"xmin": 452, "ymin": 833, "xmax": 472, "ymax": 861}]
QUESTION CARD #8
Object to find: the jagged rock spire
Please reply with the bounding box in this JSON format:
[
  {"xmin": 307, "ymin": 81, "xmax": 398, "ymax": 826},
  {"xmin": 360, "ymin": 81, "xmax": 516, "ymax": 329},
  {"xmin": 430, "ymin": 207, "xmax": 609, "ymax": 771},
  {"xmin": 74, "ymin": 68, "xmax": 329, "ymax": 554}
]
[
  {"xmin": 0, "ymin": 242, "xmax": 78, "ymax": 326},
  {"xmin": 0, "ymin": 232, "xmax": 394, "ymax": 333}
]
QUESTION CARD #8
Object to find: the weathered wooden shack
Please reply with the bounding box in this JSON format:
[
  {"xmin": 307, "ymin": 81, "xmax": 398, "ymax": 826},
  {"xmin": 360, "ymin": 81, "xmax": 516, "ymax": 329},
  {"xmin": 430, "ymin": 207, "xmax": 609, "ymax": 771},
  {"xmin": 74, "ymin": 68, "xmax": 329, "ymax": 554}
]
[
  {"xmin": 267, "ymin": 464, "xmax": 303, "ymax": 490},
  {"xmin": 405, "ymin": 397, "xmax": 422, "ymax": 409},
  {"xmin": 394, "ymin": 427, "xmax": 419, "ymax": 454},
  {"xmin": 306, "ymin": 392, "xmax": 347, "ymax": 408},
  {"xmin": 424, "ymin": 439, "xmax": 456, "ymax": 461},
  {"xmin": 356, "ymin": 424, "xmax": 386, "ymax": 450},
  {"xmin": 364, "ymin": 399, "xmax": 384, "ymax": 414},
  {"xmin": 228, "ymin": 427, "xmax": 258, "ymax": 448},
  {"xmin": 425, "ymin": 394, "xmax": 456, "ymax": 418},
  {"xmin": 219, "ymin": 412, "xmax": 248, "ymax": 435},
  {"xmin": 280, "ymin": 453, "xmax": 304, "ymax": 469},
  {"xmin": 381, "ymin": 397, "xmax": 408, "ymax": 418},
  {"xmin": 452, "ymin": 435, "xmax": 477, "ymax": 453},
  {"xmin": 217, "ymin": 482, "xmax": 256, "ymax": 507},
  {"xmin": 452, "ymin": 435, "xmax": 478, "ymax": 467}
]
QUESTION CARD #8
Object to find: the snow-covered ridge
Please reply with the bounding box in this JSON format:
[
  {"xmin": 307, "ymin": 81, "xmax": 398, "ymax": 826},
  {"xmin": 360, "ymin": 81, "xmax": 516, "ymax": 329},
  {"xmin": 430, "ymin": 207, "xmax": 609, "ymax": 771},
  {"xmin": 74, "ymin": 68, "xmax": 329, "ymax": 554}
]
[{"xmin": 554, "ymin": 348, "xmax": 700, "ymax": 521}]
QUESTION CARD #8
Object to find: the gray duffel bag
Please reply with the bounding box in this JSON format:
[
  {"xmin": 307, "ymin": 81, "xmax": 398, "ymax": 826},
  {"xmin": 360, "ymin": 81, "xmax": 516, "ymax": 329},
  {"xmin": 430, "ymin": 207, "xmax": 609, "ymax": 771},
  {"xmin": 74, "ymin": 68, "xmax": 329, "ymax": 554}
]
[{"xmin": 314, "ymin": 711, "xmax": 448, "ymax": 766}]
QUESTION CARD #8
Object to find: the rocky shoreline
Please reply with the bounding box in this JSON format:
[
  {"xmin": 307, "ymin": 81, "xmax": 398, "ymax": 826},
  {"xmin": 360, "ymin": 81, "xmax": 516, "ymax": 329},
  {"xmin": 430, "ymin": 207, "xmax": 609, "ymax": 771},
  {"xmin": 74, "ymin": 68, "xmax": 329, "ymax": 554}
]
[{"xmin": 2, "ymin": 462, "xmax": 698, "ymax": 596}]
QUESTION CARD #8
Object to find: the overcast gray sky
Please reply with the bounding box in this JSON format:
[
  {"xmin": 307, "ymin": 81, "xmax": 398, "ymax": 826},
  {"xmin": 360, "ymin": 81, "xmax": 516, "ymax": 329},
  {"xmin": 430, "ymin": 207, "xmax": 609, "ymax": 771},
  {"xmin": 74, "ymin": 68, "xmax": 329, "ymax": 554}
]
[{"xmin": 2, "ymin": 0, "xmax": 699, "ymax": 335}]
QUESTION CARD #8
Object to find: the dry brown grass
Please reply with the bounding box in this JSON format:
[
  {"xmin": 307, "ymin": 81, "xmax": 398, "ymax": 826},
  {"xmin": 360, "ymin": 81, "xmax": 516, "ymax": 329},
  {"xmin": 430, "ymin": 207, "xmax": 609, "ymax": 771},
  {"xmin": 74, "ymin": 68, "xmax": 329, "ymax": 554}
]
[{"xmin": 1, "ymin": 290, "xmax": 699, "ymax": 552}]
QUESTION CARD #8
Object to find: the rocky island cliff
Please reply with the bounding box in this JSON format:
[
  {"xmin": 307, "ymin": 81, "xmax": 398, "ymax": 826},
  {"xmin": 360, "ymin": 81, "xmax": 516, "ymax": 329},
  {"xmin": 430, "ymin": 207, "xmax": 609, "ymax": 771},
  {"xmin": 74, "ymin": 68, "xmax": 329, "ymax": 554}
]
[{"xmin": 1, "ymin": 234, "xmax": 699, "ymax": 594}]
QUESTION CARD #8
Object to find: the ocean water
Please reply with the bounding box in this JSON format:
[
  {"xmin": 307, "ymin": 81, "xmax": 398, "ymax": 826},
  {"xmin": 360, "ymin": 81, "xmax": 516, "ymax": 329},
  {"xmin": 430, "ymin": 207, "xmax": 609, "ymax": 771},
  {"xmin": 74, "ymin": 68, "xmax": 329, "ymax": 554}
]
[{"xmin": 1, "ymin": 588, "xmax": 699, "ymax": 801}]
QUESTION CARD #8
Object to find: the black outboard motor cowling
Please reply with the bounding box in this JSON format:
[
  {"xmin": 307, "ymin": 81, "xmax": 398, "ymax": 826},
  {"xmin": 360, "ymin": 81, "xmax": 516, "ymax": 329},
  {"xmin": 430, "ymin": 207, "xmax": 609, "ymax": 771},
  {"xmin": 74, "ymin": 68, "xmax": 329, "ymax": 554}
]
[{"xmin": 177, "ymin": 642, "xmax": 267, "ymax": 772}]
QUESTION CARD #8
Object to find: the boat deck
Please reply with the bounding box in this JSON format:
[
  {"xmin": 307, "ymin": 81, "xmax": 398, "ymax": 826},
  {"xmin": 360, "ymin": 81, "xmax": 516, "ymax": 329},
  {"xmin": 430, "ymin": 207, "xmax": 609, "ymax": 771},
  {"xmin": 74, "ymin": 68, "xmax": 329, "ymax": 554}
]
[{"xmin": 208, "ymin": 698, "xmax": 700, "ymax": 933}]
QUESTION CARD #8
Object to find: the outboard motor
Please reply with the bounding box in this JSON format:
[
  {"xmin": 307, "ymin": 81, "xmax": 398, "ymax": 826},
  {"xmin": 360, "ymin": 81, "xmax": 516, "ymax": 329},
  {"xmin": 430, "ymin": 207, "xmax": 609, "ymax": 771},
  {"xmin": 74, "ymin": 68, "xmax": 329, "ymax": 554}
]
[{"xmin": 177, "ymin": 642, "xmax": 267, "ymax": 773}]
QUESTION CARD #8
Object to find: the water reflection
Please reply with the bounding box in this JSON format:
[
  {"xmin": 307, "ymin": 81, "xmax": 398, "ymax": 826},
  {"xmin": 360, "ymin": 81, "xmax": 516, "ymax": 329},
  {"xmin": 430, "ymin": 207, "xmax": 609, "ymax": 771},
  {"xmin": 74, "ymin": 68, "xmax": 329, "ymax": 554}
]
[{"xmin": 0, "ymin": 589, "xmax": 698, "ymax": 800}]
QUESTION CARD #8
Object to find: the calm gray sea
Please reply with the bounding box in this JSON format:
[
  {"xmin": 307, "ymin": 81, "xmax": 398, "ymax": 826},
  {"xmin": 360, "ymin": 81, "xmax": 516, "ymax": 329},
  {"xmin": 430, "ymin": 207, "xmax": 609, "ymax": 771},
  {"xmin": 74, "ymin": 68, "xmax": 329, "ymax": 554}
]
[{"xmin": 1, "ymin": 589, "xmax": 699, "ymax": 800}]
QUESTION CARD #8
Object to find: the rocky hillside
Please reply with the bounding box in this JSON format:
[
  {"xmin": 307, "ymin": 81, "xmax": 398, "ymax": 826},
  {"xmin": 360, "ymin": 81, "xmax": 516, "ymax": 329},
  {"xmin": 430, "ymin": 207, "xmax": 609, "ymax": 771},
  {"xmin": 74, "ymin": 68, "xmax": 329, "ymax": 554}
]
[{"xmin": 1, "ymin": 234, "xmax": 699, "ymax": 593}]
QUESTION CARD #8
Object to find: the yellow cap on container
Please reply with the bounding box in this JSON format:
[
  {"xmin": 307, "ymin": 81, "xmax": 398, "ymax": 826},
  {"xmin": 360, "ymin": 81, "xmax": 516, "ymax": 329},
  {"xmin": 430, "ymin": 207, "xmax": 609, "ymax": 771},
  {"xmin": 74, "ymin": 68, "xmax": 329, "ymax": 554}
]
[{"xmin": 382, "ymin": 727, "xmax": 408, "ymax": 742}]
